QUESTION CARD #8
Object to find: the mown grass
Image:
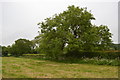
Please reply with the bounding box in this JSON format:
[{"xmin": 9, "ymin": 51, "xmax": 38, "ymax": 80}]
[{"xmin": 2, "ymin": 57, "xmax": 118, "ymax": 78}]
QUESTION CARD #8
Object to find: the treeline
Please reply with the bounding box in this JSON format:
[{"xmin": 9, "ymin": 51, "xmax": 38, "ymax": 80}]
[
  {"xmin": 1, "ymin": 39, "xmax": 38, "ymax": 57},
  {"xmin": 1, "ymin": 41, "xmax": 120, "ymax": 58},
  {"xmin": 1, "ymin": 38, "xmax": 119, "ymax": 57}
]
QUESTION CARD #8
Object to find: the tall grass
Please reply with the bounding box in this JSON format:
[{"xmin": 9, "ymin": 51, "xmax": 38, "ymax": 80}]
[{"xmin": 22, "ymin": 54, "xmax": 119, "ymax": 66}]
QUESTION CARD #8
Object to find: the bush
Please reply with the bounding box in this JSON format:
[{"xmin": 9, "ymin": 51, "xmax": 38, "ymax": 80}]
[
  {"xmin": 22, "ymin": 54, "xmax": 46, "ymax": 59},
  {"xmin": 80, "ymin": 58, "xmax": 119, "ymax": 66},
  {"xmin": 65, "ymin": 51, "xmax": 120, "ymax": 59},
  {"xmin": 22, "ymin": 54, "xmax": 119, "ymax": 66}
]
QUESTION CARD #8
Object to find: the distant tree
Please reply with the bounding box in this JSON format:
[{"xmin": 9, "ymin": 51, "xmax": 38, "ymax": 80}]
[
  {"xmin": 0, "ymin": 45, "xmax": 1, "ymax": 56},
  {"xmin": 0, "ymin": 45, "xmax": 1, "ymax": 52},
  {"xmin": 9, "ymin": 39, "xmax": 33, "ymax": 56},
  {"xmin": 2, "ymin": 46, "xmax": 9, "ymax": 56},
  {"xmin": 36, "ymin": 5, "xmax": 112, "ymax": 59}
]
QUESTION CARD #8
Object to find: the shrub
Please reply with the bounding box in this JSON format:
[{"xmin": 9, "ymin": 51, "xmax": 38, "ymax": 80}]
[{"xmin": 65, "ymin": 51, "xmax": 120, "ymax": 59}]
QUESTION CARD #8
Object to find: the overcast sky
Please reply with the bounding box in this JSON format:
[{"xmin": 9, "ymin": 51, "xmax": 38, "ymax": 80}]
[{"xmin": 0, "ymin": 0, "xmax": 119, "ymax": 46}]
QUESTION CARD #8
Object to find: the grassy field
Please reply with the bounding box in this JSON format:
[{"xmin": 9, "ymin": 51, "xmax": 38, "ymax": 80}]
[{"xmin": 2, "ymin": 57, "xmax": 118, "ymax": 78}]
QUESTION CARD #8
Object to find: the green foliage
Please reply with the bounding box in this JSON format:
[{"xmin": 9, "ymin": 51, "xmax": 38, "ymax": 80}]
[
  {"xmin": 0, "ymin": 45, "xmax": 2, "ymax": 56},
  {"xmin": 65, "ymin": 51, "xmax": 120, "ymax": 59},
  {"xmin": 30, "ymin": 39, "xmax": 39, "ymax": 54},
  {"xmin": 2, "ymin": 46, "xmax": 9, "ymax": 56},
  {"xmin": 0, "ymin": 45, "xmax": 1, "ymax": 51},
  {"xmin": 9, "ymin": 39, "xmax": 33, "ymax": 56},
  {"xmin": 77, "ymin": 58, "xmax": 119, "ymax": 66},
  {"xmin": 22, "ymin": 54, "xmax": 119, "ymax": 66},
  {"xmin": 23, "ymin": 54, "xmax": 46, "ymax": 60},
  {"xmin": 80, "ymin": 58, "xmax": 119, "ymax": 66},
  {"xmin": 111, "ymin": 44, "xmax": 120, "ymax": 50},
  {"xmin": 36, "ymin": 5, "xmax": 112, "ymax": 59}
]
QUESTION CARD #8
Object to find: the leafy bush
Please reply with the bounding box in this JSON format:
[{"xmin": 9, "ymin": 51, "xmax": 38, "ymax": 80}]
[
  {"xmin": 22, "ymin": 54, "xmax": 46, "ymax": 60},
  {"xmin": 22, "ymin": 54, "xmax": 119, "ymax": 66},
  {"xmin": 80, "ymin": 58, "xmax": 119, "ymax": 66},
  {"xmin": 65, "ymin": 51, "xmax": 120, "ymax": 59},
  {"xmin": 55, "ymin": 57, "xmax": 119, "ymax": 66}
]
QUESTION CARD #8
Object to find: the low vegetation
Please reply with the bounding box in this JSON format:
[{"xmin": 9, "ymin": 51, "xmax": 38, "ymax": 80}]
[
  {"xmin": 22, "ymin": 54, "xmax": 119, "ymax": 66},
  {"xmin": 2, "ymin": 57, "xmax": 118, "ymax": 78}
]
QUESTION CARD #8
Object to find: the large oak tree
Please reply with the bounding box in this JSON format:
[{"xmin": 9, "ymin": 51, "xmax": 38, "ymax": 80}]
[{"xmin": 36, "ymin": 5, "xmax": 112, "ymax": 59}]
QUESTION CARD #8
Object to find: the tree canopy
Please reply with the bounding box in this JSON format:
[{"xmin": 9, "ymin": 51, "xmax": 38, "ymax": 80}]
[
  {"xmin": 2, "ymin": 46, "xmax": 9, "ymax": 56},
  {"xmin": 36, "ymin": 5, "xmax": 112, "ymax": 59},
  {"xmin": 9, "ymin": 39, "xmax": 33, "ymax": 56}
]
